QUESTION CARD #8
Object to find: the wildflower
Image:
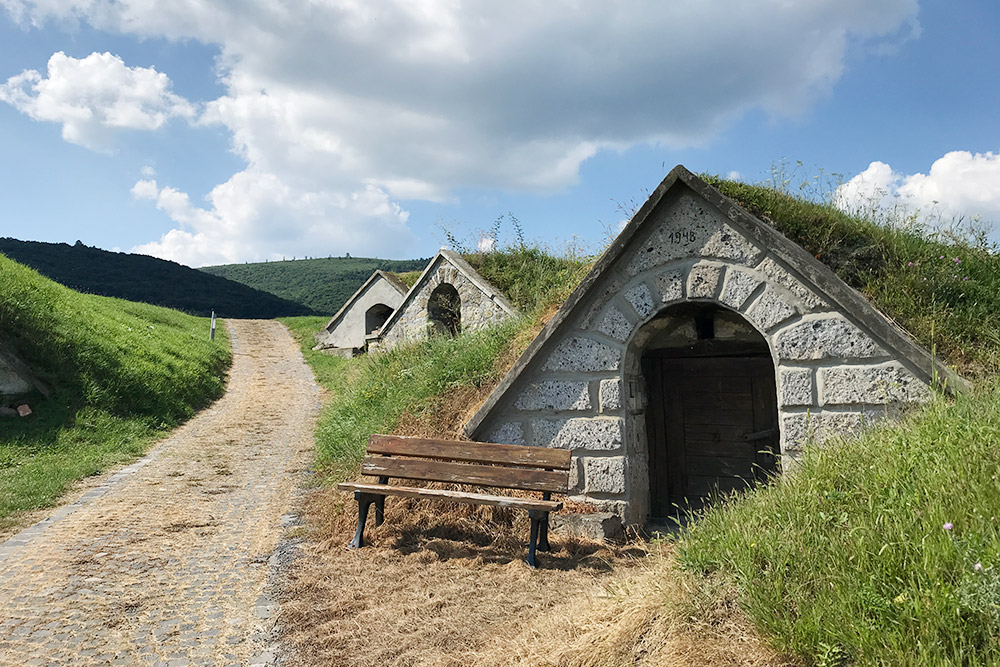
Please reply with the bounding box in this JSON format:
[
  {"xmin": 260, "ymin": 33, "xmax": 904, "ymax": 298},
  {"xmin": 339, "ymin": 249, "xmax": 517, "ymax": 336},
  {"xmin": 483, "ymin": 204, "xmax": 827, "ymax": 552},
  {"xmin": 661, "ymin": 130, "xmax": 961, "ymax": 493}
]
[
  {"xmin": 964, "ymin": 277, "xmax": 969, "ymax": 282},
  {"xmin": 940, "ymin": 255, "xmax": 946, "ymax": 259},
  {"xmin": 907, "ymin": 261, "xmax": 914, "ymax": 267},
  {"xmin": 974, "ymin": 562, "xmax": 983, "ymax": 572},
  {"xmin": 944, "ymin": 522, "xmax": 953, "ymax": 531},
  {"xmin": 955, "ymin": 258, "xmax": 962, "ymax": 264}
]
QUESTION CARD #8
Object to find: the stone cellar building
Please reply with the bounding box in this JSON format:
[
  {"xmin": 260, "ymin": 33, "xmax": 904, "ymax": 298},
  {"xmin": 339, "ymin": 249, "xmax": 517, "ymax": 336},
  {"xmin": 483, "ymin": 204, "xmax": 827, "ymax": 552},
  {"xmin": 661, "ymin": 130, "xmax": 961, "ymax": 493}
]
[
  {"xmin": 314, "ymin": 270, "xmax": 409, "ymax": 356},
  {"xmin": 373, "ymin": 249, "xmax": 518, "ymax": 351},
  {"xmin": 465, "ymin": 166, "xmax": 962, "ymax": 527}
]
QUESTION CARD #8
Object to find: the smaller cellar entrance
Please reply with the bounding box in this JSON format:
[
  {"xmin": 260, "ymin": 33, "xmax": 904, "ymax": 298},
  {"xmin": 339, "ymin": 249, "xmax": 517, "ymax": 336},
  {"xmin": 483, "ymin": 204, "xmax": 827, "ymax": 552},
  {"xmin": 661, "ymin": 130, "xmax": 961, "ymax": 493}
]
[
  {"xmin": 640, "ymin": 304, "xmax": 778, "ymax": 517},
  {"xmin": 365, "ymin": 303, "xmax": 394, "ymax": 335},
  {"xmin": 427, "ymin": 283, "xmax": 461, "ymax": 337}
]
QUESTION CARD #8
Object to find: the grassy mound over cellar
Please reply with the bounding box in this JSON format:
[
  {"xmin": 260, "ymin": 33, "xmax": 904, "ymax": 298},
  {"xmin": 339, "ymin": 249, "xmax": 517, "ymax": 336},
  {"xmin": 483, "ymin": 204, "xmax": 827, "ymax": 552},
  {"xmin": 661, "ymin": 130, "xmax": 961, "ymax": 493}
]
[{"xmin": 287, "ymin": 173, "xmax": 1000, "ymax": 664}]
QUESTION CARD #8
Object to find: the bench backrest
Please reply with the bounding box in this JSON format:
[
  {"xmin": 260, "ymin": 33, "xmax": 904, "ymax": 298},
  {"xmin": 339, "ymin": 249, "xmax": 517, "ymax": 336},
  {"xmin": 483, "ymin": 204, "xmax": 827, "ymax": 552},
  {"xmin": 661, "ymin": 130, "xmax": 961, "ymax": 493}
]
[{"xmin": 362, "ymin": 434, "xmax": 572, "ymax": 494}]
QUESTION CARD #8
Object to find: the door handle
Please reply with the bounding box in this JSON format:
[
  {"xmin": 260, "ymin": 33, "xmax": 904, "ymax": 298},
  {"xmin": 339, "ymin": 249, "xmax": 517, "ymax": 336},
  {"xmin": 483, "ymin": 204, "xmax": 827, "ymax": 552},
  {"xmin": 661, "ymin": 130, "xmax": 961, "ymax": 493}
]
[{"xmin": 742, "ymin": 428, "xmax": 777, "ymax": 442}]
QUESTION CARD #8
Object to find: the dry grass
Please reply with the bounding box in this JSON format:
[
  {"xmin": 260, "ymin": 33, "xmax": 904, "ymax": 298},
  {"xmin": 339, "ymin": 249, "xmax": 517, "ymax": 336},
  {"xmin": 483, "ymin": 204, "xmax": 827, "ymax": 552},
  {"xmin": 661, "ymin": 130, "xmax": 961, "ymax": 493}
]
[
  {"xmin": 280, "ymin": 500, "xmax": 793, "ymax": 667},
  {"xmin": 278, "ymin": 277, "xmax": 789, "ymax": 665},
  {"xmin": 280, "ymin": 489, "xmax": 650, "ymax": 667},
  {"xmin": 468, "ymin": 545, "xmax": 795, "ymax": 667}
]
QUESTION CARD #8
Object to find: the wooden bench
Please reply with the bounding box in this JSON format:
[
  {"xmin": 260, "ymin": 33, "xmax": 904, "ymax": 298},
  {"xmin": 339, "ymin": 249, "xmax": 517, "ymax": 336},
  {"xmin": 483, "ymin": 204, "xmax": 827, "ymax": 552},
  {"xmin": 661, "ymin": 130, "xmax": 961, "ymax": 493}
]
[{"xmin": 338, "ymin": 434, "xmax": 572, "ymax": 567}]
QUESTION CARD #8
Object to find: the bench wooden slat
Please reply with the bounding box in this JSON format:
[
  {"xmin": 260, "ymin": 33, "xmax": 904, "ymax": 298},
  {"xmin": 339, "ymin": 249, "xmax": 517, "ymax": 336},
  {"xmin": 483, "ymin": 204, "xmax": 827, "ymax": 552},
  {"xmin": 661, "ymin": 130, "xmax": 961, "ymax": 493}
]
[
  {"xmin": 338, "ymin": 482, "xmax": 563, "ymax": 512},
  {"xmin": 361, "ymin": 456, "xmax": 569, "ymax": 494},
  {"xmin": 367, "ymin": 434, "xmax": 571, "ymax": 470}
]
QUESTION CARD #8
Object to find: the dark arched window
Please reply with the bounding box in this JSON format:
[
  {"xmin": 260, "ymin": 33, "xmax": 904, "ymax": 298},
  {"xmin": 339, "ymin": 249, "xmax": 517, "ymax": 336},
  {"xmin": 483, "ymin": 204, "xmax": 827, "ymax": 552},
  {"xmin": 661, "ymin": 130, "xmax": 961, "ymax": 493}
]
[
  {"xmin": 427, "ymin": 283, "xmax": 461, "ymax": 337},
  {"xmin": 365, "ymin": 303, "xmax": 394, "ymax": 335}
]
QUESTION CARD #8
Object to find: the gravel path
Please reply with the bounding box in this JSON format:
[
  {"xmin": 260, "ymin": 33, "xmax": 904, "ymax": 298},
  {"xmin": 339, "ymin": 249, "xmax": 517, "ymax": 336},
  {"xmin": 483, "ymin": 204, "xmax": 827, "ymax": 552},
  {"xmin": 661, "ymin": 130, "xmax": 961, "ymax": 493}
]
[{"xmin": 0, "ymin": 320, "xmax": 321, "ymax": 666}]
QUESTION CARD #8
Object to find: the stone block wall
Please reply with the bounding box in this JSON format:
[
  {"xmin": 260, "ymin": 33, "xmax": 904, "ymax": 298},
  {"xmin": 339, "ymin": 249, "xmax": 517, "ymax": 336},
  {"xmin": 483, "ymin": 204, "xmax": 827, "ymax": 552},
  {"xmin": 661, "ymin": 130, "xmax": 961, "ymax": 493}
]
[{"xmin": 471, "ymin": 192, "xmax": 934, "ymax": 524}]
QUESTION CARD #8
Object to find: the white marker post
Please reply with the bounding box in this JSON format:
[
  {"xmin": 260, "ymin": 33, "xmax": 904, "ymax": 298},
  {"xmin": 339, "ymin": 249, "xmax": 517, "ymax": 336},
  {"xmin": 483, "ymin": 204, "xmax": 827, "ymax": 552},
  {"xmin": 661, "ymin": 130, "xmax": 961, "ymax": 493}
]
[{"xmin": 210, "ymin": 311, "xmax": 217, "ymax": 341}]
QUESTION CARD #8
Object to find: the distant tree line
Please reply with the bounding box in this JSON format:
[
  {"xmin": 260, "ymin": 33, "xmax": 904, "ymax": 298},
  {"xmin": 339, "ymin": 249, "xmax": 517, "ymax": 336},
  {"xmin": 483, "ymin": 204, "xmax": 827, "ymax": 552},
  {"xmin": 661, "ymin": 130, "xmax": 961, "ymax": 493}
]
[
  {"xmin": 0, "ymin": 238, "xmax": 317, "ymax": 318},
  {"xmin": 200, "ymin": 256, "xmax": 429, "ymax": 315}
]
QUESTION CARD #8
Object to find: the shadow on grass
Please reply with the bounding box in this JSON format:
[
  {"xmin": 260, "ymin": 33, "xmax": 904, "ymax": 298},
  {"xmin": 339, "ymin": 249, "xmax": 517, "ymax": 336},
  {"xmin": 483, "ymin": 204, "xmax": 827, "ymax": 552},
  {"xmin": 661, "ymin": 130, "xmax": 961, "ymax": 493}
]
[{"xmin": 380, "ymin": 521, "xmax": 649, "ymax": 571}]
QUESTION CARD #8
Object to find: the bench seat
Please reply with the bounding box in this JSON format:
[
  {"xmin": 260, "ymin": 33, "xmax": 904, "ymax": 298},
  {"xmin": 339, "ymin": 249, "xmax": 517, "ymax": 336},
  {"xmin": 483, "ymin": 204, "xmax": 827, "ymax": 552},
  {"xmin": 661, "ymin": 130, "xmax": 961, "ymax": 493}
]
[
  {"xmin": 340, "ymin": 434, "xmax": 571, "ymax": 567},
  {"xmin": 337, "ymin": 482, "xmax": 563, "ymax": 513}
]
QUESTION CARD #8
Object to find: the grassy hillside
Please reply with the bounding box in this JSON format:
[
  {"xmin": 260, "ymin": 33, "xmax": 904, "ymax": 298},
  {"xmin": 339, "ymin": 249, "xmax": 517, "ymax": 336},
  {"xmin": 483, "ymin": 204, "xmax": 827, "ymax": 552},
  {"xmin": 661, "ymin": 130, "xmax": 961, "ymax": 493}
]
[
  {"xmin": 0, "ymin": 237, "xmax": 315, "ymax": 318},
  {"xmin": 703, "ymin": 177, "xmax": 1000, "ymax": 376},
  {"xmin": 0, "ymin": 253, "xmax": 230, "ymax": 531},
  {"xmin": 680, "ymin": 382, "xmax": 1000, "ymax": 664},
  {"xmin": 282, "ymin": 175, "xmax": 1000, "ymax": 665},
  {"xmin": 202, "ymin": 256, "xmax": 429, "ymax": 316}
]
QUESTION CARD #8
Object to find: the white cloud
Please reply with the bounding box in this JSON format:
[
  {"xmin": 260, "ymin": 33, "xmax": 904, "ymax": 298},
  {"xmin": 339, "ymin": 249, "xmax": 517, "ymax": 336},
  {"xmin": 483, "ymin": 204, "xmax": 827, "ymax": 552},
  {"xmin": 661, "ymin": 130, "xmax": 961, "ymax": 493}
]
[
  {"xmin": 3, "ymin": 0, "xmax": 920, "ymax": 262},
  {"xmin": 835, "ymin": 152, "xmax": 1000, "ymax": 237},
  {"xmin": 0, "ymin": 51, "xmax": 194, "ymax": 151},
  {"xmin": 129, "ymin": 170, "xmax": 414, "ymax": 266},
  {"xmin": 476, "ymin": 235, "xmax": 496, "ymax": 253}
]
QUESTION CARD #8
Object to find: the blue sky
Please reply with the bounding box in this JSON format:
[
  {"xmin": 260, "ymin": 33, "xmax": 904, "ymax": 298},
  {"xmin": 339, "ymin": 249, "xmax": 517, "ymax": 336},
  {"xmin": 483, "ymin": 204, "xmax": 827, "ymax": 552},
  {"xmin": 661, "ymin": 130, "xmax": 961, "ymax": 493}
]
[{"xmin": 1, "ymin": 1, "xmax": 997, "ymax": 267}]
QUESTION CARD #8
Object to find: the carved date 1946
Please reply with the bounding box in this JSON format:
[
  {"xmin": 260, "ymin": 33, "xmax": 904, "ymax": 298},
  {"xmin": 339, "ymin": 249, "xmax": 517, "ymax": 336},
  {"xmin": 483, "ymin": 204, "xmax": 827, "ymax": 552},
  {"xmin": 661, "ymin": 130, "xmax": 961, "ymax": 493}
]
[{"xmin": 667, "ymin": 229, "xmax": 697, "ymax": 244}]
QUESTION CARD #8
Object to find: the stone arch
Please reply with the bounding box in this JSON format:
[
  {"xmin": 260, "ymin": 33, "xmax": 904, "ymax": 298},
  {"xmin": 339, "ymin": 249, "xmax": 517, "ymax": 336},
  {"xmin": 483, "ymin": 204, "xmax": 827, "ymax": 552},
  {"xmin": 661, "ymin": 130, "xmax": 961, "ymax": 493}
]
[
  {"xmin": 364, "ymin": 303, "xmax": 394, "ymax": 336},
  {"xmin": 427, "ymin": 283, "xmax": 461, "ymax": 337},
  {"xmin": 624, "ymin": 300, "xmax": 779, "ymax": 519}
]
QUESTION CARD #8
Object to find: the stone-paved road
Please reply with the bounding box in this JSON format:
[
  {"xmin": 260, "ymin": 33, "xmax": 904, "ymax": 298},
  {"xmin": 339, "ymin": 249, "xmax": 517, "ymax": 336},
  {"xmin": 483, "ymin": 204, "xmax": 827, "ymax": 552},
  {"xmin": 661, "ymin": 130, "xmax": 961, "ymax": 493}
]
[{"xmin": 0, "ymin": 320, "xmax": 320, "ymax": 666}]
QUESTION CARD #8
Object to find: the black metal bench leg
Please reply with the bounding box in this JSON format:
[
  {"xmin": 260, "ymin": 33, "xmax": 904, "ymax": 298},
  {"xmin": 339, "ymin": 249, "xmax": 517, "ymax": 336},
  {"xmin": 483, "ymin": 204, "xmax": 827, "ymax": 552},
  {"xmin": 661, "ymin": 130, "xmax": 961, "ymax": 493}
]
[
  {"xmin": 349, "ymin": 492, "xmax": 378, "ymax": 549},
  {"xmin": 538, "ymin": 512, "xmax": 551, "ymax": 552},
  {"xmin": 526, "ymin": 510, "xmax": 542, "ymax": 568},
  {"xmin": 374, "ymin": 496, "xmax": 385, "ymax": 527}
]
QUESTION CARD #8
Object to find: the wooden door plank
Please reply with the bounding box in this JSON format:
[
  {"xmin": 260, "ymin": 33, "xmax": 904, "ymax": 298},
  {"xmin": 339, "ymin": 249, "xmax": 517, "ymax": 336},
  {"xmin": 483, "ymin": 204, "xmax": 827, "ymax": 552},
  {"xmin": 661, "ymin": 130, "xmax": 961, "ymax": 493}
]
[
  {"xmin": 643, "ymin": 358, "xmax": 669, "ymax": 517},
  {"xmin": 662, "ymin": 359, "xmax": 688, "ymax": 507},
  {"xmin": 749, "ymin": 370, "xmax": 780, "ymax": 475},
  {"xmin": 687, "ymin": 475, "xmax": 752, "ymax": 498},
  {"xmin": 685, "ymin": 454, "xmax": 759, "ymax": 479}
]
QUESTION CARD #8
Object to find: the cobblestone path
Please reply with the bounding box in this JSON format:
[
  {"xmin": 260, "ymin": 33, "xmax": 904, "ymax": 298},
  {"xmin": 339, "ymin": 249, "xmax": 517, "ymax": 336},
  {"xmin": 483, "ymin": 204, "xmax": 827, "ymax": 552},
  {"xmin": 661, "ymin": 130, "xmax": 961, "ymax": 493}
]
[{"xmin": 0, "ymin": 320, "xmax": 321, "ymax": 666}]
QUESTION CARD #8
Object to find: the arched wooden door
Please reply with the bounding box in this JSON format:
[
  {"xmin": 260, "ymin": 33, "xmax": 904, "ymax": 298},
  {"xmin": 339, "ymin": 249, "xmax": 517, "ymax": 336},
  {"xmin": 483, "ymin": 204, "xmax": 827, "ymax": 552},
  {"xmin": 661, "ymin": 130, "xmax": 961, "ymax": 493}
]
[{"xmin": 643, "ymin": 348, "xmax": 778, "ymax": 516}]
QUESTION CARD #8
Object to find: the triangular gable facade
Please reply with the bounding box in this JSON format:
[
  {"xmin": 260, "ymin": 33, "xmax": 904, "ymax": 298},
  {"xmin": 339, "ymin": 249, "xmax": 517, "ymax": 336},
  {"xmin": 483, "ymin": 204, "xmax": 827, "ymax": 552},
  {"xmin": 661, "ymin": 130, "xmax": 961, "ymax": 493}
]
[
  {"xmin": 0, "ymin": 344, "xmax": 49, "ymax": 398},
  {"xmin": 373, "ymin": 249, "xmax": 518, "ymax": 350},
  {"xmin": 465, "ymin": 165, "xmax": 961, "ymax": 525},
  {"xmin": 314, "ymin": 270, "xmax": 409, "ymax": 352}
]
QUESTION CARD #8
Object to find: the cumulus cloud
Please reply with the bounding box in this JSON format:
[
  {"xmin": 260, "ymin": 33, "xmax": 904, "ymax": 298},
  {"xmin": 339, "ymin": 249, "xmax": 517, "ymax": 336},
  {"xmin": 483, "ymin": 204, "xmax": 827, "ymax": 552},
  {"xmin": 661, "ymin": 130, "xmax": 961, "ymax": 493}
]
[
  {"xmin": 129, "ymin": 170, "xmax": 414, "ymax": 267},
  {"xmin": 3, "ymin": 0, "xmax": 920, "ymax": 263},
  {"xmin": 0, "ymin": 51, "xmax": 194, "ymax": 151},
  {"xmin": 835, "ymin": 152, "xmax": 1000, "ymax": 236}
]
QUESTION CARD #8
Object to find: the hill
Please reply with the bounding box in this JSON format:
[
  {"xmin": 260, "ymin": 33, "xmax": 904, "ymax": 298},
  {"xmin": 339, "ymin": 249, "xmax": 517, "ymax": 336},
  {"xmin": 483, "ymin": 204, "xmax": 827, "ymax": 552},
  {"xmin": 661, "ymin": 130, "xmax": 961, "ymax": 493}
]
[
  {"xmin": 0, "ymin": 238, "xmax": 316, "ymax": 318},
  {"xmin": 0, "ymin": 254, "xmax": 230, "ymax": 530},
  {"xmin": 200, "ymin": 256, "xmax": 430, "ymax": 316}
]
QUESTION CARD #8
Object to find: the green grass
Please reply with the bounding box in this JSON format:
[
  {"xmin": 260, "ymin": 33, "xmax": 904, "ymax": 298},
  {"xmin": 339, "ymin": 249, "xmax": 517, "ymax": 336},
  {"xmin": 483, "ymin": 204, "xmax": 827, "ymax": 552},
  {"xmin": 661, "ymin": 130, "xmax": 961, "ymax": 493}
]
[
  {"xmin": 392, "ymin": 270, "xmax": 423, "ymax": 289},
  {"xmin": 679, "ymin": 382, "xmax": 1000, "ymax": 665},
  {"xmin": 0, "ymin": 254, "xmax": 230, "ymax": 530},
  {"xmin": 280, "ymin": 245, "xmax": 588, "ymax": 480},
  {"xmin": 279, "ymin": 316, "xmax": 347, "ymax": 388},
  {"xmin": 704, "ymin": 176, "xmax": 1000, "ymax": 376},
  {"xmin": 284, "ymin": 314, "xmax": 526, "ymax": 478},
  {"xmin": 463, "ymin": 246, "xmax": 590, "ymax": 315}
]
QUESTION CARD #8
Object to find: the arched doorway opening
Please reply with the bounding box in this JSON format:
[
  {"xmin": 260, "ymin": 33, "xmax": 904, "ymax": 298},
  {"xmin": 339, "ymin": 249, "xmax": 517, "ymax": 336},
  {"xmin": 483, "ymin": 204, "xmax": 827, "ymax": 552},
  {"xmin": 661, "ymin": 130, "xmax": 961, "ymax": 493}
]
[
  {"xmin": 638, "ymin": 303, "xmax": 778, "ymax": 517},
  {"xmin": 365, "ymin": 303, "xmax": 394, "ymax": 336},
  {"xmin": 427, "ymin": 283, "xmax": 461, "ymax": 337}
]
